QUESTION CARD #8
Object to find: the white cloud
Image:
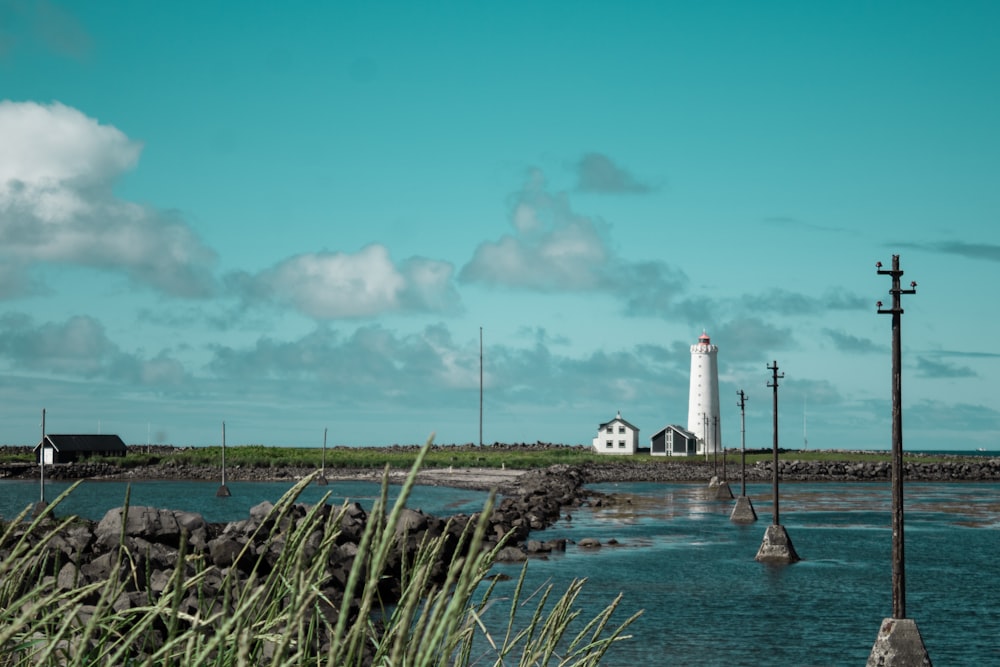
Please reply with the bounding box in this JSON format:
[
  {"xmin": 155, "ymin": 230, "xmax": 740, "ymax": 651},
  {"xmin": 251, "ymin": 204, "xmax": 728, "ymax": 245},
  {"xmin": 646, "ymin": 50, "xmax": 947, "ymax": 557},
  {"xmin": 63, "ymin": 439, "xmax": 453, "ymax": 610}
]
[
  {"xmin": 0, "ymin": 100, "xmax": 217, "ymax": 297},
  {"xmin": 0, "ymin": 312, "xmax": 187, "ymax": 386},
  {"xmin": 231, "ymin": 244, "xmax": 460, "ymax": 319},
  {"xmin": 460, "ymin": 168, "xmax": 687, "ymax": 302},
  {"xmin": 204, "ymin": 322, "xmax": 685, "ymax": 415},
  {"xmin": 460, "ymin": 171, "xmax": 611, "ymax": 290}
]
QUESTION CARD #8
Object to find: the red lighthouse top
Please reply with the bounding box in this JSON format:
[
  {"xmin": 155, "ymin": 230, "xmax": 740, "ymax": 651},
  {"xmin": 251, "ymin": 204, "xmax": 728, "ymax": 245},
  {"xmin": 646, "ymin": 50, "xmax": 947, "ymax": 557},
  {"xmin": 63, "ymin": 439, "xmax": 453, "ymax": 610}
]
[{"xmin": 698, "ymin": 331, "xmax": 711, "ymax": 344}]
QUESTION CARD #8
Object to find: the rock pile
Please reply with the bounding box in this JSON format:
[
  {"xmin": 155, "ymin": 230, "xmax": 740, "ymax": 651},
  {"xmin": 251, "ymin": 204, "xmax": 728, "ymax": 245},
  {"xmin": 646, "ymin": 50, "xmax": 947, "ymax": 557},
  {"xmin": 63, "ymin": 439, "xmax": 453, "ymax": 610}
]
[
  {"xmin": 484, "ymin": 465, "xmax": 588, "ymax": 561},
  {"xmin": 571, "ymin": 457, "xmax": 1000, "ymax": 484},
  {"xmin": 0, "ymin": 465, "xmax": 595, "ymax": 659},
  {"xmin": 753, "ymin": 457, "xmax": 1000, "ymax": 481}
]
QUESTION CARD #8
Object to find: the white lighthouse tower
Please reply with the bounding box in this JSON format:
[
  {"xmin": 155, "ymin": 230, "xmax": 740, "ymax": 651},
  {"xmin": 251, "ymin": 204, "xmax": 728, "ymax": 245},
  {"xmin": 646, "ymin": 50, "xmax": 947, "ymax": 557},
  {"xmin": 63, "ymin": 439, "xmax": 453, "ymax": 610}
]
[{"xmin": 687, "ymin": 331, "xmax": 721, "ymax": 455}]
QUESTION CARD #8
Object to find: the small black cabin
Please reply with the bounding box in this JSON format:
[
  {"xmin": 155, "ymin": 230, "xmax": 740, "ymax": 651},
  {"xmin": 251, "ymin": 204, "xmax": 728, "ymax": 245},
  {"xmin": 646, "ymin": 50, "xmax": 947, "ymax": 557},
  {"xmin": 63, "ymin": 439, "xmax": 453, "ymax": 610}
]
[{"xmin": 34, "ymin": 434, "xmax": 128, "ymax": 464}]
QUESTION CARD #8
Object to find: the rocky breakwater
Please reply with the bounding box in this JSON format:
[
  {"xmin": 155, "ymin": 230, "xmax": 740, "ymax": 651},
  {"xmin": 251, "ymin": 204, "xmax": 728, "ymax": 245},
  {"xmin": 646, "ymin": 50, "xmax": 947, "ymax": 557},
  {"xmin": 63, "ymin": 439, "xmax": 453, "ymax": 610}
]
[
  {"xmin": 484, "ymin": 464, "xmax": 591, "ymax": 561},
  {"xmin": 0, "ymin": 465, "xmax": 594, "ymax": 659},
  {"xmin": 546, "ymin": 456, "xmax": 1000, "ymax": 485},
  {"xmin": 753, "ymin": 457, "xmax": 1000, "ymax": 481},
  {"xmin": 2, "ymin": 498, "xmax": 441, "ymax": 660}
]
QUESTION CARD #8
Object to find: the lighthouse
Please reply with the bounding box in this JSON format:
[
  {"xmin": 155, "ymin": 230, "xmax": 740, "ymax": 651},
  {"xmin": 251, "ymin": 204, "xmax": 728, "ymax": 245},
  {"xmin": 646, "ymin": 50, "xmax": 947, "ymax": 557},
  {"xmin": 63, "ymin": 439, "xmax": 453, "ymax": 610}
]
[{"xmin": 687, "ymin": 331, "xmax": 721, "ymax": 455}]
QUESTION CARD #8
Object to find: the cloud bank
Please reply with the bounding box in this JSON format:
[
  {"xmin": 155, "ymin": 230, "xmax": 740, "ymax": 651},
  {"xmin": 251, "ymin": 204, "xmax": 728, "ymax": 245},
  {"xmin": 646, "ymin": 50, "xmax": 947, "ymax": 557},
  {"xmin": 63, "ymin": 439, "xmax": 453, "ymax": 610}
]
[
  {"xmin": 0, "ymin": 100, "xmax": 217, "ymax": 297},
  {"xmin": 228, "ymin": 245, "xmax": 461, "ymax": 319},
  {"xmin": 0, "ymin": 312, "xmax": 187, "ymax": 386},
  {"xmin": 899, "ymin": 240, "xmax": 1000, "ymax": 263},
  {"xmin": 460, "ymin": 169, "xmax": 687, "ymax": 309}
]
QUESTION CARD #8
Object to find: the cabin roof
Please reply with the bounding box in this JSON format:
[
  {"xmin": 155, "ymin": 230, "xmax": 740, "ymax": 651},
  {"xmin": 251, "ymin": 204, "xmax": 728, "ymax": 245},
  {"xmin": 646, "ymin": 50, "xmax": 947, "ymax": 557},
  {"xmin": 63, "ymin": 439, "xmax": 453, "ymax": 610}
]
[
  {"xmin": 651, "ymin": 424, "xmax": 696, "ymax": 440},
  {"xmin": 34, "ymin": 434, "xmax": 127, "ymax": 453},
  {"xmin": 598, "ymin": 415, "xmax": 640, "ymax": 431}
]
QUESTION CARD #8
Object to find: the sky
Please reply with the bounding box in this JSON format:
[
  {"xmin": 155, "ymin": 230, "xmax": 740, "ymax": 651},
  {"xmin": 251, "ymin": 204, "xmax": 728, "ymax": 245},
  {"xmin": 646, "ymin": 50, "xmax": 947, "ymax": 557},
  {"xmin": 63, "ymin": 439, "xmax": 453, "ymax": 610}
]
[{"xmin": 1, "ymin": 1, "xmax": 999, "ymax": 451}]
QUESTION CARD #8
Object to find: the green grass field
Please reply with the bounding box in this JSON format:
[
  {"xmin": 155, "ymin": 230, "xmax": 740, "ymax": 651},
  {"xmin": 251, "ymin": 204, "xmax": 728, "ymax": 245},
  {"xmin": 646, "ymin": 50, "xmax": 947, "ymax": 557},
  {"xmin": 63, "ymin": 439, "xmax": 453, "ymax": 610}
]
[{"xmin": 1, "ymin": 444, "xmax": 964, "ymax": 469}]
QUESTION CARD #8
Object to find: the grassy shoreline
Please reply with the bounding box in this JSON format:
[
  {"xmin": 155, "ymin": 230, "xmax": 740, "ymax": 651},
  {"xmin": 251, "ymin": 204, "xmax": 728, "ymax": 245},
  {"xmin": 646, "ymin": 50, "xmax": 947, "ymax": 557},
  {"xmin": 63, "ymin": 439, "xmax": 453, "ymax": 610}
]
[{"xmin": 2, "ymin": 442, "xmax": 988, "ymax": 472}]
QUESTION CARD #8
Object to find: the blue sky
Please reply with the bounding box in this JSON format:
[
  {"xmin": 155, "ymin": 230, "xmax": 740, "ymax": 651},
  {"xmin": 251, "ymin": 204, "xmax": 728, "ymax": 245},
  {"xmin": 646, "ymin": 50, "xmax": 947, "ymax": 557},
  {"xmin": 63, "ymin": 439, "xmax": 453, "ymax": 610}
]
[{"xmin": 1, "ymin": 1, "xmax": 998, "ymax": 450}]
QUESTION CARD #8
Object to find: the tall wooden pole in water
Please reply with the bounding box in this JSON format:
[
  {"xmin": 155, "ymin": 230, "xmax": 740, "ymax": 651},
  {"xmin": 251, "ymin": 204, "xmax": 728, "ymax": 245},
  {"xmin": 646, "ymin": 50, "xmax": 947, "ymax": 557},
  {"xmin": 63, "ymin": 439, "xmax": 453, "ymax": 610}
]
[
  {"xmin": 738, "ymin": 390, "xmax": 748, "ymax": 497},
  {"xmin": 868, "ymin": 255, "xmax": 929, "ymax": 665},
  {"xmin": 730, "ymin": 390, "xmax": 757, "ymax": 523},
  {"xmin": 216, "ymin": 421, "xmax": 231, "ymax": 497},
  {"xmin": 877, "ymin": 256, "xmax": 917, "ymax": 619},
  {"xmin": 716, "ymin": 416, "xmax": 725, "ymax": 481},
  {"xmin": 755, "ymin": 360, "xmax": 797, "ymax": 562},
  {"xmin": 316, "ymin": 427, "xmax": 329, "ymax": 486},
  {"xmin": 221, "ymin": 421, "xmax": 227, "ymax": 487},
  {"xmin": 712, "ymin": 415, "xmax": 718, "ymax": 476},
  {"xmin": 767, "ymin": 361, "xmax": 783, "ymax": 526},
  {"xmin": 703, "ymin": 413, "xmax": 709, "ymax": 463}
]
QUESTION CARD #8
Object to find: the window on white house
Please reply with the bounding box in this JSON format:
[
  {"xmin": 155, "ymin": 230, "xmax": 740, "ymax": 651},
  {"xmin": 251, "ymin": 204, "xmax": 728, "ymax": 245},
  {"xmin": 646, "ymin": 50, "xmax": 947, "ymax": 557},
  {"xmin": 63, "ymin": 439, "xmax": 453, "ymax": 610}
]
[
  {"xmin": 618, "ymin": 440, "xmax": 626, "ymax": 448},
  {"xmin": 606, "ymin": 426, "xmax": 613, "ymax": 433},
  {"xmin": 605, "ymin": 440, "xmax": 613, "ymax": 448},
  {"xmin": 618, "ymin": 425, "xmax": 625, "ymax": 433}
]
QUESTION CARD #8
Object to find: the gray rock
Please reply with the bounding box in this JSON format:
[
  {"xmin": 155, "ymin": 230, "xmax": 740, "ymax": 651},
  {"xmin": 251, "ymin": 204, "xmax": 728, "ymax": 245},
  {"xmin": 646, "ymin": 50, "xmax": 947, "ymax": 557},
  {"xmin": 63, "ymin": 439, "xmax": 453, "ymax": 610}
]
[{"xmin": 494, "ymin": 546, "xmax": 527, "ymax": 562}]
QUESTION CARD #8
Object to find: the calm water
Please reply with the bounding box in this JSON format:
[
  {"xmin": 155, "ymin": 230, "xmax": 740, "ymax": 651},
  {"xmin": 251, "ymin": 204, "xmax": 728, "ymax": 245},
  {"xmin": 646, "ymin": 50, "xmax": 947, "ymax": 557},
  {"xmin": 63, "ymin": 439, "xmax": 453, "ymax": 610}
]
[
  {"xmin": 481, "ymin": 481, "xmax": 1000, "ymax": 666},
  {"xmin": 2, "ymin": 478, "xmax": 997, "ymax": 665},
  {"xmin": 0, "ymin": 478, "xmax": 493, "ymax": 522}
]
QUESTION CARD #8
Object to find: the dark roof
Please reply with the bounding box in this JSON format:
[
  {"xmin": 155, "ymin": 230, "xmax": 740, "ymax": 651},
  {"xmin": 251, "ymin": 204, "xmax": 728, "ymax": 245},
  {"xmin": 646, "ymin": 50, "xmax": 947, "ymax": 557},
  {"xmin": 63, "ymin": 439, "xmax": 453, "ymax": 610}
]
[
  {"xmin": 598, "ymin": 415, "xmax": 640, "ymax": 432},
  {"xmin": 34, "ymin": 434, "xmax": 127, "ymax": 453},
  {"xmin": 650, "ymin": 424, "xmax": 696, "ymax": 440}
]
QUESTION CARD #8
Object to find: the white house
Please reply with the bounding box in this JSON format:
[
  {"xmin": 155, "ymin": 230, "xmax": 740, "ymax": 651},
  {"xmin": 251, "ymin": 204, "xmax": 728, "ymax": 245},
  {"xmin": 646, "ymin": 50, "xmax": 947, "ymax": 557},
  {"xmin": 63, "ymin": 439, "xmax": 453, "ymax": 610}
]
[
  {"xmin": 592, "ymin": 411, "xmax": 640, "ymax": 455},
  {"xmin": 650, "ymin": 424, "xmax": 698, "ymax": 457}
]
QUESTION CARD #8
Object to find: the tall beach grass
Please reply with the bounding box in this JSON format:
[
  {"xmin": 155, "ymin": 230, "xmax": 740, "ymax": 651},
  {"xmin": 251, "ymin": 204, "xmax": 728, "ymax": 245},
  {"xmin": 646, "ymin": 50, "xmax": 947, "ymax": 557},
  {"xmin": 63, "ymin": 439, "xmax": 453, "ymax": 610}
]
[{"xmin": 0, "ymin": 439, "xmax": 640, "ymax": 666}]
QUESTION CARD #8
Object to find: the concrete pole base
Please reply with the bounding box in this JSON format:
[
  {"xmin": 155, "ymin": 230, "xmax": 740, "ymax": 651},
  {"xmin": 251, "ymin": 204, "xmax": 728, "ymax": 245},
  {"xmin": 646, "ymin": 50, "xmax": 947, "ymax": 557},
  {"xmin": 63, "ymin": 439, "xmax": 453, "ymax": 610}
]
[
  {"xmin": 867, "ymin": 618, "xmax": 932, "ymax": 666},
  {"xmin": 755, "ymin": 524, "xmax": 800, "ymax": 563},
  {"xmin": 32, "ymin": 500, "xmax": 49, "ymax": 518},
  {"xmin": 715, "ymin": 481, "xmax": 734, "ymax": 500},
  {"xmin": 708, "ymin": 475, "xmax": 720, "ymax": 488},
  {"xmin": 315, "ymin": 475, "xmax": 328, "ymax": 486},
  {"xmin": 216, "ymin": 484, "xmax": 231, "ymax": 497},
  {"xmin": 730, "ymin": 495, "xmax": 758, "ymax": 523}
]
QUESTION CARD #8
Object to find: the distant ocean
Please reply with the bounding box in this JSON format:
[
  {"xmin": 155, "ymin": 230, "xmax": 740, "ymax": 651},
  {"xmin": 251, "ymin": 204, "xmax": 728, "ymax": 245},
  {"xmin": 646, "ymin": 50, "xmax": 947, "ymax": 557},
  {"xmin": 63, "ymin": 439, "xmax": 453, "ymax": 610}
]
[{"xmin": 2, "ymin": 477, "xmax": 998, "ymax": 665}]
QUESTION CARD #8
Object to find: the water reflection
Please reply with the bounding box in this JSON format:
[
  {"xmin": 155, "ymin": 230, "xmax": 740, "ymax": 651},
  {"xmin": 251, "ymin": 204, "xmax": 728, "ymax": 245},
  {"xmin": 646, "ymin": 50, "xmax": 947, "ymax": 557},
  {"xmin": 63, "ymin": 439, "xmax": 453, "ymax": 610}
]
[{"xmin": 587, "ymin": 481, "xmax": 1000, "ymax": 528}]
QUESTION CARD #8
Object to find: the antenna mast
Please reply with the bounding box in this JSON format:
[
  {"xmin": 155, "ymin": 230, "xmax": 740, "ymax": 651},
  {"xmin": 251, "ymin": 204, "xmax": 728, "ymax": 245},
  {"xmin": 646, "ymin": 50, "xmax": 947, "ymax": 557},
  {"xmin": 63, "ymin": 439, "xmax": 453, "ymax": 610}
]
[{"xmin": 479, "ymin": 326, "xmax": 483, "ymax": 446}]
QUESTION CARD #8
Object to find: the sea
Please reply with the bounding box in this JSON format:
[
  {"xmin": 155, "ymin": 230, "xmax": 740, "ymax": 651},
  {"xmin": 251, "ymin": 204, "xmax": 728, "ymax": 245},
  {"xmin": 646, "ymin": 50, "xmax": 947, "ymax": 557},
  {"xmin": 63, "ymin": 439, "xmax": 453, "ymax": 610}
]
[{"xmin": 2, "ymin": 463, "xmax": 998, "ymax": 666}]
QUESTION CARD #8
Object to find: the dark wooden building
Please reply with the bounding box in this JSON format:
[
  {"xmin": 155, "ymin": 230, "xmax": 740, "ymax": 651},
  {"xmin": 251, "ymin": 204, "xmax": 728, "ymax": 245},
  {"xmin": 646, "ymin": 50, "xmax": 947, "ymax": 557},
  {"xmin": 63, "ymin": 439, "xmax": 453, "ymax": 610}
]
[
  {"xmin": 650, "ymin": 424, "xmax": 698, "ymax": 457},
  {"xmin": 34, "ymin": 434, "xmax": 128, "ymax": 464}
]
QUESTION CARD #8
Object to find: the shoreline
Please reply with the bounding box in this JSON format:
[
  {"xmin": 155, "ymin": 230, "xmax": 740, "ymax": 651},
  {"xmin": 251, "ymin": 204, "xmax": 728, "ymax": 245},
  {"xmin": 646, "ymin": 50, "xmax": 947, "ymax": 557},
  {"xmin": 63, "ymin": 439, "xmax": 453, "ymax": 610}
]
[{"xmin": 5, "ymin": 453, "xmax": 1000, "ymax": 491}]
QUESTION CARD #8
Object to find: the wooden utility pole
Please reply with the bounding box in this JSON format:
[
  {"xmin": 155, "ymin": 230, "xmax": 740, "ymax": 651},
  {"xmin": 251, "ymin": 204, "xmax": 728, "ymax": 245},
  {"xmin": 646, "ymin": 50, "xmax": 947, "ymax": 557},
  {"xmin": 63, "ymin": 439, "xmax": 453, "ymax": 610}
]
[
  {"xmin": 877, "ymin": 256, "xmax": 917, "ymax": 618},
  {"xmin": 868, "ymin": 255, "xmax": 930, "ymax": 665},
  {"xmin": 704, "ymin": 413, "xmax": 711, "ymax": 469},
  {"xmin": 216, "ymin": 421, "xmax": 231, "ymax": 497},
  {"xmin": 738, "ymin": 390, "xmax": 748, "ymax": 497},
  {"xmin": 767, "ymin": 361, "xmax": 784, "ymax": 526},
  {"xmin": 731, "ymin": 390, "xmax": 757, "ymax": 522},
  {"xmin": 316, "ymin": 427, "xmax": 329, "ymax": 486},
  {"xmin": 755, "ymin": 360, "xmax": 798, "ymax": 562}
]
